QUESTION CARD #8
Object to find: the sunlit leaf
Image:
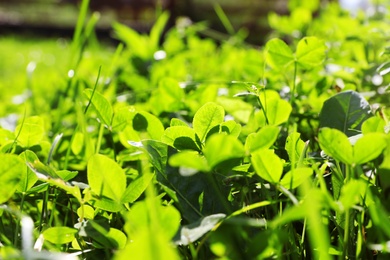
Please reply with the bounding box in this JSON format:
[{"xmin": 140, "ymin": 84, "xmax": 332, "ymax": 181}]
[
  {"xmin": 169, "ymin": 151, "xmax": 210, "ymax": 173},
  {"xmin": 251, "ymin": 149, "xmax": 283, "ymax": 183},
  {"xmin": 121, "ymin": 172, "xmax": 154, "ymax": 203},
  {"xmin": 43, "ymin": 227, "xmax": 77, "ymax": 244},
  {"xmin": 245, "ymin": 125, "xmax": 280, "ymax": 153},
  {"xmin": 162, "ymin": 126, "xmax": 201, "ymax": 151},
  {"xmin": 87, "ymin": 154, "xmax": 126, "ymax": 202},
  {"xmin": 0, "ymin": 154, "xmax": 23, "ymax": 203},
  {"xmin": 318, "ymin": 128, "xmax": 353, "ymax": 165},
  {"xmin": 280, "ymin": 167, "xmax": 313, "ymax": 189},
  {"xmin": 285, "ymin": 132, "xmax": 306, "ymax": 163},
  {"xmin": 84, "ymin": 89, "xmax": 113, "ymax": 127},
  {"xmin": 17, "ymin": 151, "xmax": 38, "ymax": 193},
  {"xmin": 203, "ymin": 134, "xmax": 245, "ymax": 170},
  {"xmin": 15, "ymin": 116, "xmax": 44, "ymax": 147},
  {"xmin": 296, "ymin": 36, "xmax": 326, "ymax": 70},
  {"xmin": 353, "ymin": 133, "xmax": 387, "ymax": 164},
  {"xmin": 193, "ymin": 102, "xmax": 225, "ymax": 142},
  {"xmin": 265, "ymin": 38, "xmax": 294, "ymax": 70}
]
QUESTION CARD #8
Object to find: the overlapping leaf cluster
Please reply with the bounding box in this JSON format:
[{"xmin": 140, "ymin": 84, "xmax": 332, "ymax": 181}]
[{"xmin": 1, "ymin": 0, "xmax": 390, "ymax": 259}]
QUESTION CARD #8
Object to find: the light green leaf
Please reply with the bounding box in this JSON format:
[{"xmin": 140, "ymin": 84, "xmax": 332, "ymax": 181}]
[
  {"xmin": 170, "ymin": 118, "xmax": 188, "ymax": 127},
  {"xmin": 265, "ymin": 38, "xmax": 294, "ymax": 70},
  {"xmin": 203, "ymin": 134, "xmax": 245, "ymax": 170},
  {"xmin": 112, "ymin": 107, "xmax": 134, "ymax": 132},
  {"xmin": 169, "ymin": 151, "xmax": 210, "ymax": 173},
  {"xmin": 353, "ymin": 133, "xmax": 387, "ymax": 165},
  {"xmin": 318, "ymin": 128, "xmax": 353, "ymax": 165},
  {"xmin": 43, "ymin": 227, "xmax": 77, "ymax": 244},
  {"xmin": 220, "ymin": 120, "xmax": 241, "ymax": 138},
  {"xmin": 150, "ymin": 78, "xmax": 185, "ymax": 114},
  {"xmin": 87, "ymin": 154, "xmax": 126, "ymax": 202},
  {"xmin": 296, "ymin": 36, "xmax": 326, "ymax": 70},
  {"xmin": 71, "ymin": 131, "xmax": 84, "ymax": 155},
  {"xmin": 251, "ymin": 149, "xmax": 283, "ymax": 183},
  {"xmin": 162, "ymin": 126, "xmax": 201, "ymax": 151},
  {"xmin": 121, "ymin": 172, "xmax": 154, "ymax": 203},
  {"xmin": 17, "ymin": 151, "xmax": 38, "ymax": 193},
  {"xmin": 362, "ymin": 116, "xmax": 386, "ymax": 134},
  {"xmin": 84, "ymin": 89, "xmax": 113, "ymax": 127},
  {"xmin": 55, "ymin": 170, "xmax": 78, "ymax": 181},
  {"xmin": 93, "ymin": 228, "xmax": 127, "ymax": 249},
  {"xmin": 133, "ymin": 111, "xmax": 165, "ymax": 140},
  {"xmin": 285, "ymin": 132, "xmax": 306, "ymax": 162},
  {"xmin": 257, "ymin": 96, "xmax": 292, "ymax": 126},
  {"xmin": 15, "ymin": 116, "xmax": 44, "ymax": 147},
  {"xmin": 245, "ymin": 125, "xmax": 279, "ymax": 153},
  {"xmin": 193, "ymin": 102, "xmax": 225, "ymax": 142},
  {"xmin": 280, "ymin": 167, "xmax": 313, "ymax": 189},
  {"xmin": 125, "ymin": 201, "xmax": 181, "ymax": 240},
  {"xmin": 339, "ymin": 179, "xmax": 367, "ymax": 210},
  {"xmin": 77, "ymin": 205, "xmax": 95, "ymax": 220},
  {"xmin": 0, "ymin": 154, "xmax": 23, "ymax": 203}
]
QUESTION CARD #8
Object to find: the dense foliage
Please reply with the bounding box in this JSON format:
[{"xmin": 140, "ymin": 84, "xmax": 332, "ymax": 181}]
[{"xmin": 1, "ymin": 0, "xmax": 390, "ymax": 259}]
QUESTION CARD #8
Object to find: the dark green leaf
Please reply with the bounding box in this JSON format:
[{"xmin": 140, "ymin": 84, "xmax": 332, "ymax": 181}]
[{"xmin": 319, "ymin": 91, "xmax": 372, "ymax": 137}]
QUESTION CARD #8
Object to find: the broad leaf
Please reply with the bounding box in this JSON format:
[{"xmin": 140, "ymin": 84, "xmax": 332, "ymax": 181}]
[
  {"xmin": 84, "ymin": 89, "xmax": 113, "ymax": 127},
  {"xmin": 251, "ymin": 149, "xmax": 283, "ymax": 184},
  {"xmin": 265, "ymin": 38, "xmax": 294, "ymax": 70},
  {"xmin": 15, "ymin": 116, "xmax": 44, "ymax": 147},
  {"xmin": 0, "ymin": 154, "xmax": 23, "ymax": 203},
  {"xmin": 353, "ymin": 133, "xmax": 387, "ymax": 165},
  {"xmin": 17, "ymin": 151, "xmax": 38, "ymax": 192},
  {"xmin": 338, "ymin": 179, "xmax": 367, "ymax": 210},
  {"xmin": 193, "ymin": 102, "xmax": 225, "ymax": 142},
  {"xmin": 245, "ymin": 125, "xmax": 280, "ymax": 153},
  {"xmin": 285, "ymin": 132, "xmax": 306, "ymax": 163},
  {"xmin": 87, "ymin": 154, "xmax": 126, "ymax": 202},
  {"xmin": 280, "ymin": 167, "xmax": 313, "ymax": 189},
  {"xmin": 133, "ymin": 111, "xmax": 165, "ymax": 140},
  {"xmin": 162, "ymin": 126, "xmax": 201, "ymax": 151},
  {"xmin": 149, "ymin": 78, "xmax": 185, "ymax": 114},
  {"xmin": 256, "ymin": 96, "xmax": 292, "ymax": 126},
  {"xmin": 121, "ymin": 172, "xmax": 154, "ymax": 203},
  {"xmin": 319, "ymin": 91, "xmax": 372, "ymax": 137},
  {"xmin": 203, "ymin": 134, "xmax": 245, "ymax": 170},
  {"xmin": 362, "ymin": 116, "xmax": 386, "ymax": 134},
  {"xmin": 43, "ymin": 227, "xmax": 77, "ymax": 244},
  {"xmin": 169, "ymin": 151, "xmax": 210, "ymax": 173},
  {"xmin": 318, "ymin": 128, "xmax": 353, "ymax": 165},
  {"xmin": 295, "ymin": 36, "xmax": 326, "ymax": 70},
  {"xmin": 220, "ymin": 120, "xmax": 241, "ymax": 138}
]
